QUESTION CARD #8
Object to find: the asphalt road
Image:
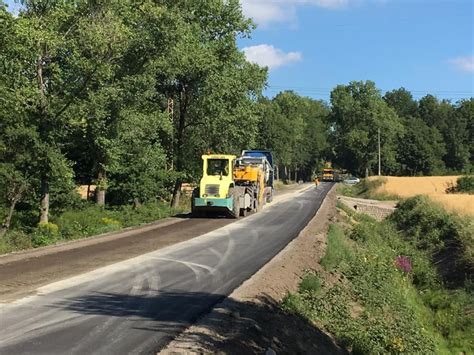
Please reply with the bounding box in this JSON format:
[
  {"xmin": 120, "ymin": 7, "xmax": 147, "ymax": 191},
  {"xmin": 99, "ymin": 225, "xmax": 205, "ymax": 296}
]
[{"xmin": 0, "ymin": 183, "xmax": 333, "ymax": 355}]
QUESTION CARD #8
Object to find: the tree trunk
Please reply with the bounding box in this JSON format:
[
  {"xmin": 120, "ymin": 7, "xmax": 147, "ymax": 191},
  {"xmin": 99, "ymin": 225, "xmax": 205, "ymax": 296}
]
[
  {"xmin": 171, "ymin": 84, "xmax": 188, "ymax": 208},
  {"xmin": 0, "ymin": 198, "xmax": 19, "ymax": 238},
  {"xmin": 295, "ymin": 168, "xmax": 298, "ymax": 182},
  {"xmin": 284, "ymin": 166, "xmax": 288, "ymax": 182},
  {"xmin": 276, "ymin": 165, "xmax": 279, "ymax": 180},
  {"xmin": 37, "ymin": 46, "xmax": 50, "ymax": 225},
  {"xmin": 96, "ymin": 170, "xmax": 106, "ymax": 206},
  {"xmin": 40, "ymin": 178, "xmax": 49, "ymax": 224},
  {"xmin": 133, "ymin": 198, "xmax": 141, "ymax": 209}
]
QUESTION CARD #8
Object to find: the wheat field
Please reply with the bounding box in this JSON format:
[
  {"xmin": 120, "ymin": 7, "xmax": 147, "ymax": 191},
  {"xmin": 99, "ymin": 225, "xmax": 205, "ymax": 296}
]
[{"xmin": 369, "ymin": 176, "xmax": 474, "ymax": 216}]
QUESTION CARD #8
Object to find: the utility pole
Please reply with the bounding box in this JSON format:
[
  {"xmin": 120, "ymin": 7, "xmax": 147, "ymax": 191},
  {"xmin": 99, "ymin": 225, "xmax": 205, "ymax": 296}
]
[{"xmin": 378, "ymin": 127, "xmax": 381, "ymax": 176}]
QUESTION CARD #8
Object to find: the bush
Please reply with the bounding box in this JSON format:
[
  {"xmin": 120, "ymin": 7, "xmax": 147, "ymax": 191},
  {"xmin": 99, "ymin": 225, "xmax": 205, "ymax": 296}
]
[
  {"xmin": 32, "ymin": 222, "xmax": 60, "ymax": 247},
  {"xmin": 299, "ymin": 273, "xmax": 322, "ymax": 293},
  {"xmin": 446, "ymin": 175, "xmax": 474, "ymax": 194}
]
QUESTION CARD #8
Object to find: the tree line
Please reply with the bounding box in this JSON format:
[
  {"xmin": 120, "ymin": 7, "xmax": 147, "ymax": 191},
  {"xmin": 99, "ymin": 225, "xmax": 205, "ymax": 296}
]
[{"xmin": 1, "ymin": 1, "xmax": 472, "ymax": 237}]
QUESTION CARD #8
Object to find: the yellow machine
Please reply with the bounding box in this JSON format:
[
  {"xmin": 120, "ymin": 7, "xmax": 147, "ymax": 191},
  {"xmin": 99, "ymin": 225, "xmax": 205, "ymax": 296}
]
[
  {"xmin": 234, "ymin": 156, "xmax": 267, "ymax": 213},
  {"xmin": 192, "ymin": 154, "xmax": 237, "ymax": 217},
  {"xmin": 322, "ymin": 162, "xmax": 334, "ymax": 182},
  {"xmin": 192, "ymin": 152, "xmax": 273, "ymax": 218},
  {"xmin": 322, "ymin": 162, "xmax": 341, "ymax": 182}
]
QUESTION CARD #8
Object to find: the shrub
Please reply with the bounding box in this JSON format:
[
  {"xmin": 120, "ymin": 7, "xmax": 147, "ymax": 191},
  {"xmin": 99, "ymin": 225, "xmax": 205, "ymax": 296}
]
[
  {"xmin": 299, "ymin": 273, "xmax": 322, "ymax": 293},
  {"xmin": 32, "ymin": 222, "xmax": 60, "ymax": 247},
  {"xmin": 456, "ymin": 175, "xmax": 474, "ymax": 194}
]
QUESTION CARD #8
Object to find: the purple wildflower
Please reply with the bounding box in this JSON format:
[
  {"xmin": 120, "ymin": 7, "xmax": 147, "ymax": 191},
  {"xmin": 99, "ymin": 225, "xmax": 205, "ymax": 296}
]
[{"xmin": 395, "ymin": 255, "xmax": 412, "ymax": 274}]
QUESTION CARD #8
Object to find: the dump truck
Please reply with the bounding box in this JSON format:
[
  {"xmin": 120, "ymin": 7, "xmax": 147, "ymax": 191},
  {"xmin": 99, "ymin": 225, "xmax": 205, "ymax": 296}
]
[
  {"xmin": 322, "ymin": 162, "xmax": 335, "ymax": 182},
  {"xmin": 192, "ymin": 151, "xmax": 274, "ymax": 218},
  {"xmin": 322, "ymin": 162, "xmax": 342, "ymax": 182}
]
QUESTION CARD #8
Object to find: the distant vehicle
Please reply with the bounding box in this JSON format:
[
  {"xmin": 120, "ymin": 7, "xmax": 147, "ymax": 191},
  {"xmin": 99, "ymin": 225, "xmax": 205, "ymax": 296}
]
[{"xmin": 344, "ymin": 176, "xmax": 360, "ymax": 185}]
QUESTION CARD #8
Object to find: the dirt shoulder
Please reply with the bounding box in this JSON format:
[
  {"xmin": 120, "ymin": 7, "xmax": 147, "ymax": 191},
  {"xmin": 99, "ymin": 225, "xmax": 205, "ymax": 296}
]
[{"xmin": 162, "ymin": 185, "xmax": 346, "ymax": 354}]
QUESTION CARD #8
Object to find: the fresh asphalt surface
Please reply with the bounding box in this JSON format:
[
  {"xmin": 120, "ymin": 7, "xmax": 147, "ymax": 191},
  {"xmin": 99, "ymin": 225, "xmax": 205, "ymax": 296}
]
[{"xmin": 0, "ymin": 183, "xmax": 333, "ymax": 354}]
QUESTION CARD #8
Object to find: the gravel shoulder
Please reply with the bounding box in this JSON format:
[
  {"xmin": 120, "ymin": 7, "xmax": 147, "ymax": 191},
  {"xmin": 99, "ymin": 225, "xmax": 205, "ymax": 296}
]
[{"xmin": 162, "ymin": 184, "xmax": 346, "ymax": 354}]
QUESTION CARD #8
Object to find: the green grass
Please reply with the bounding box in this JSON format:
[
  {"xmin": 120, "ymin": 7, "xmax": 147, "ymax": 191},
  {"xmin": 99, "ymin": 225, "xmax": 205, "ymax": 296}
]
[
  {"xmin": 338, "ymin": 178, "xmax": 400, "ymax": 201},
  {"xmin": 0, "ymin": 198, "xmax": 189, "ymax": 254},
  {"xmin": 320, "ymin": 224, "xmax": 353, "ymax": 271},
  {"xmin": 282, "ymin": 202, "xmax": 473, "ymax": 354}
]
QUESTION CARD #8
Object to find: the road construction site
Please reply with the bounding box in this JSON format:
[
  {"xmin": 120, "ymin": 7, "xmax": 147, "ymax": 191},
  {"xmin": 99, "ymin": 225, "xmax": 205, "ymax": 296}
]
[{"xmin": 0, "ymin": 182, "xmax": 333, "ymax": 354}]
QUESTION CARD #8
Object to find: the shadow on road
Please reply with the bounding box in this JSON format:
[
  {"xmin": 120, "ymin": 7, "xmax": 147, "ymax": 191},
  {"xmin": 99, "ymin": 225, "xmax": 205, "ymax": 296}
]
[{"xmin": 51, "ymin": 290, "xmax": 347, "ymax": 354}]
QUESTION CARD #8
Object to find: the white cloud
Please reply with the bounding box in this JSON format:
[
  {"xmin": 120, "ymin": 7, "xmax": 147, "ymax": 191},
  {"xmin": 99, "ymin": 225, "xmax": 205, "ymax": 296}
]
[
  {"xmin": 243, "ymin": 44, "xmax": 302, "ymax": 69},
  {"xmin": 241, "ymin": 0, "xmax": 384, "ymax": 26},
  {"xmin": 241, "ymin": 0, "xmax": 346, "ymax": 26},
  {"xmin": 449, "ymin": 55, "xmax": 474, "ymax": 73}
]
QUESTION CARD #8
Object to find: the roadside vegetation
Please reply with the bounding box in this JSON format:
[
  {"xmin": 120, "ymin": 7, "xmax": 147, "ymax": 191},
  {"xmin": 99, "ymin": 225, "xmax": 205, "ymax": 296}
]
[
  {"xmin": 0, "ymin": 198, "xmax": 189, "ymax": 254},
  {"xmin": 283, "ymin": 198, "xmax": 473, "ymax": 354}
]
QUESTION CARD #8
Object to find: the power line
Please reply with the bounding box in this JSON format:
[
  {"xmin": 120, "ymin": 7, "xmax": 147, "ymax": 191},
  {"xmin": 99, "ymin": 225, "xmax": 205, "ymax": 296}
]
[{"xmin": 267, "ymin": 85, "xmax": 473, "ymax": 95}]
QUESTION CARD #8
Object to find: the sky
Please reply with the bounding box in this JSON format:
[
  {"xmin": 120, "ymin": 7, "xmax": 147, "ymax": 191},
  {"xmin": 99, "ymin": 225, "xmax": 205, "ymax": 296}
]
[
  {"xmin": 239, "ymin": 0, "xmax": 474, "ymax": 102},
  {"xmin": 3, "ymin": 0, "xmax": 473, "ymax": 102}
]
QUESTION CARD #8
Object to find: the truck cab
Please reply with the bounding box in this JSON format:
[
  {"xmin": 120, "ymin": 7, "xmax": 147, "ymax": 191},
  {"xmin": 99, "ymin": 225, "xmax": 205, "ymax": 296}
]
[{"xmin": 192, "ymin": 154, "xmax": 237, "ymax": 216}]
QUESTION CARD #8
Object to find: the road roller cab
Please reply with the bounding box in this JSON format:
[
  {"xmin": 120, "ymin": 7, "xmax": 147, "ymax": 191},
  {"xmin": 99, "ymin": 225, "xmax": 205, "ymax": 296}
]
[{"xmin": 192, "ymin": 154, "xmax": 237, "ymax": 216}]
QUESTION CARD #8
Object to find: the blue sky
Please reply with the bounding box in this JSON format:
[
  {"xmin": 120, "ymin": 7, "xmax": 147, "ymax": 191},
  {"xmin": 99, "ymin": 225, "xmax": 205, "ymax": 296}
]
[
  {"xmin": 4, "ymin": 0, "xmax": 473, "ymax": 102},
  {"xmin": 240, "ymin": 0, "xmax": 474, "ymax": 102}
]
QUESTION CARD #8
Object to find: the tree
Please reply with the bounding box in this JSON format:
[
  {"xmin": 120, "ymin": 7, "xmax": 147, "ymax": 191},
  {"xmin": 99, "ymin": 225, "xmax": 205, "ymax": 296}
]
[
  {"xmin": 397, "ymin": 117, "xmax": 446, "ymax": 175},
  {"xmin": 384, "ymin": 88, "xmax": 418, "ymax": 118},
  {"xmin": 152, "ymin": 0, "xmax": 266, "ymax": 207},
  {"xmin": 330, "ymin": 81, "xmax": 403, "ymax": 176}
]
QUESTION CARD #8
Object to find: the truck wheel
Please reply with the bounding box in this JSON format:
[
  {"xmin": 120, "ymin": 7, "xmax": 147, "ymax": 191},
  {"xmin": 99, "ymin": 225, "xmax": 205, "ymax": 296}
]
[
  {"xmin": 266, "ymin": 188, "xmax": 273, "ymax": 203},
  {"xmin": 229, "ymin": 188, "xmax": 240, "ymax": 219},
  {"xmin": 191, "ymin": 188, "xmax": 203, "ymax": 218}
]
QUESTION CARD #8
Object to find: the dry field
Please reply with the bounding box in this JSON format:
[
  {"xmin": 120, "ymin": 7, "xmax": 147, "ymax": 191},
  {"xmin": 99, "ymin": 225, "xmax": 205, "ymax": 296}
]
[{"xmin": 369, "ymin": 176, "xmax": 474, "ymax": 216}]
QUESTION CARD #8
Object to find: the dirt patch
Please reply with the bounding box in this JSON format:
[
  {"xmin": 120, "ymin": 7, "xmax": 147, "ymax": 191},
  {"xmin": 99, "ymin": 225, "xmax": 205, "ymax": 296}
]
[{"xmin": 162, "ymin": 185, "xmax": 346, "ymax": 354}]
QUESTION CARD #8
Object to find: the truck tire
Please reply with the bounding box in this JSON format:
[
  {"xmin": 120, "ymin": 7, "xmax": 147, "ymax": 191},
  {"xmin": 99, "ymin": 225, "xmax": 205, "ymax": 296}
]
[
  {"xmin": 229, "ymin": 188, "xmax": 240, "ymax": 219},
  {"xmin": 191, "ymin": 188, "xmax": 204, "ymax": 218},
  {"xmin": 266, "ymin": 188, "xmax": 273, "ymax": 203}
]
